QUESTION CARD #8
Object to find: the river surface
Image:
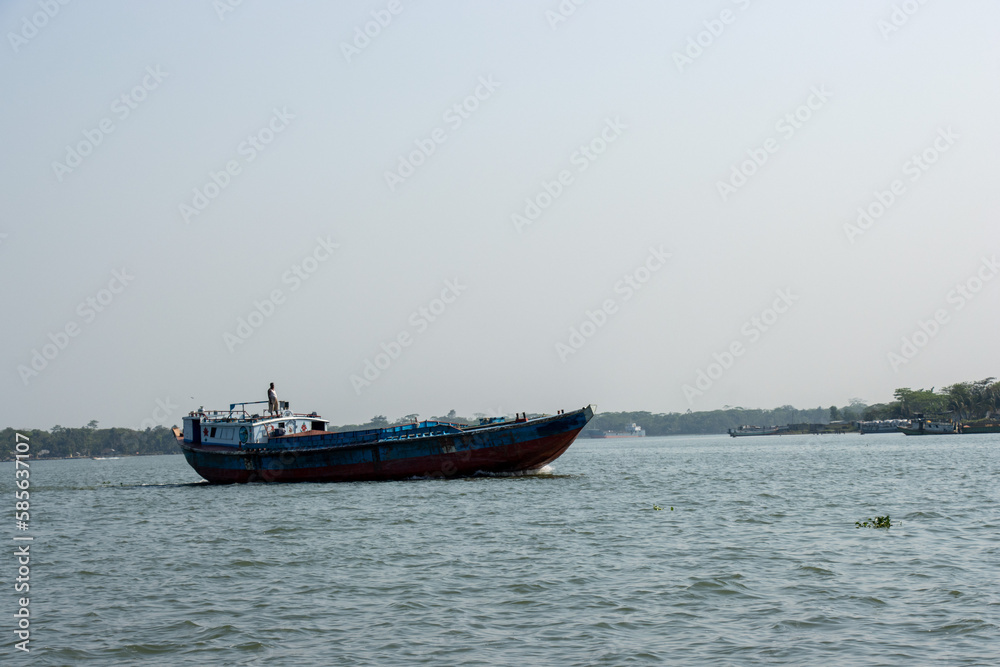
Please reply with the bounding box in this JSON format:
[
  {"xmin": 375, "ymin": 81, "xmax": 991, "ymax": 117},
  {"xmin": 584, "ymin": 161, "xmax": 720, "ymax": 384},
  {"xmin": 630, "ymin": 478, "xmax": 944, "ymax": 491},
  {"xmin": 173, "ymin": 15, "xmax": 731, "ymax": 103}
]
[{"xmin": 4, "ymin": 433, "xmax": 999, "ymax": 665}]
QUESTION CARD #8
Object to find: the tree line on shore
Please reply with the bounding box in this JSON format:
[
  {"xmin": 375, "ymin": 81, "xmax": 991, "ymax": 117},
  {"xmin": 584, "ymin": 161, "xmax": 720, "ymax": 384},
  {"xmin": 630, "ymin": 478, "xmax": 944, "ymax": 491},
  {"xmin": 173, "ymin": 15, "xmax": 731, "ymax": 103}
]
[
  {"xmin": 859, "ymin": 378, "xmax": 999, "ymax": 422},
  {"xmin": 590, "ymin": 378, "xmax": 998, "ymax": 435},
  {"xmin": 3, "ymin": 378, "xmax": 995, "ymax": 457},
  {"xmin": 588, "ymin": 406, "xmax": 829, "ymax": 436},
  {"xmin": 0, "ymin": 423, "xmax": 178, "ymax": 459}
]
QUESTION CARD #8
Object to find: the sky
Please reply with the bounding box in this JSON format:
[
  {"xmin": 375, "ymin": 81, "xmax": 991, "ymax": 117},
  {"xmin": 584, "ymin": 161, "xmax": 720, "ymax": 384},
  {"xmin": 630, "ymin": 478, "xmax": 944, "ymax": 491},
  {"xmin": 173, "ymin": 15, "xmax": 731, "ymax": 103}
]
[{"xmin": 2, "ymin": 0, "xmax": 999, "ymax": 430}]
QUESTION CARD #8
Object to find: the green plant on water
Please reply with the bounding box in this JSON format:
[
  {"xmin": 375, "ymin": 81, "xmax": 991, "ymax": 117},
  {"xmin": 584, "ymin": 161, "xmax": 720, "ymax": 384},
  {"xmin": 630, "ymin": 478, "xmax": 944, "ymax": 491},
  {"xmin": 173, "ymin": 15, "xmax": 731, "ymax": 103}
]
[
  {"xmin": 653, "ymin": 505, "xmax": 662, "ymax": 511},
  {"xmin": 856, "ymin": 515, "xmax": 891, "ymax": 529}
]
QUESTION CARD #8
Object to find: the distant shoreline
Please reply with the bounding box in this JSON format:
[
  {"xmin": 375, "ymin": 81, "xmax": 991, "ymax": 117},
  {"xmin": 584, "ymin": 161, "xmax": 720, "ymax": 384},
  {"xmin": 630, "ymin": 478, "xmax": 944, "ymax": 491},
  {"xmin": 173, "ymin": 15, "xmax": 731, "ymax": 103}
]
[{"xmin": 0, "ymin": 451, "xmax": 183, "ymax": 463}]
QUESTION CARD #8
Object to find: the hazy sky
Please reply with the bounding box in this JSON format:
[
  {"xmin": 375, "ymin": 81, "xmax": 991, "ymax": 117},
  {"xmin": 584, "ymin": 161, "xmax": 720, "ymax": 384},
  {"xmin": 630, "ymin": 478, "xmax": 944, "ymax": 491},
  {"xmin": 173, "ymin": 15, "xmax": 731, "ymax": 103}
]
[{"xmin": 3, "ymin": 1, "xmax": 999, "ymax": 430}]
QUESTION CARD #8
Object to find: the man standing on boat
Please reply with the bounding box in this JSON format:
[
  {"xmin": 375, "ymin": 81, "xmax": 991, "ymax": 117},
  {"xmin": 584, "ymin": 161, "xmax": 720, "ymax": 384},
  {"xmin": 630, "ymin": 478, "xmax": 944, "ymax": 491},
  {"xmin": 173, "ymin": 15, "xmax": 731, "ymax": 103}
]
[{"xmin": 267, "ymin": 382, "xmax": 279, "ymax": 416}]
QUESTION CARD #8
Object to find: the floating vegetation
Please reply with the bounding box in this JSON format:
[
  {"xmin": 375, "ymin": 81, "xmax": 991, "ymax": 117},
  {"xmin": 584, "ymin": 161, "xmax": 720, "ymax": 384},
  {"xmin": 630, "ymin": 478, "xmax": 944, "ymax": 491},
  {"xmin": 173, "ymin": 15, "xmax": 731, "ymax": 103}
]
[
  {"xmin": 652, "ymin": 506, "xmax": 674, "ymax": 511},
  {"xmin": 856, "ymin": 515, "xmax": 891, "ymax": 529}
]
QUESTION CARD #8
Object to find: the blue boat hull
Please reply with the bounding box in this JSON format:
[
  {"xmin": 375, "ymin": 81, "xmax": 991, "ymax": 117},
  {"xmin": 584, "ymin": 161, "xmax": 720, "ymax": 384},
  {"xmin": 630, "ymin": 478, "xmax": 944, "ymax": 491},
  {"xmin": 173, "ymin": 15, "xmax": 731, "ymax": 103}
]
[{"xmin": 177, "ymin": 406, "xmax": 594, "ymax": 483}]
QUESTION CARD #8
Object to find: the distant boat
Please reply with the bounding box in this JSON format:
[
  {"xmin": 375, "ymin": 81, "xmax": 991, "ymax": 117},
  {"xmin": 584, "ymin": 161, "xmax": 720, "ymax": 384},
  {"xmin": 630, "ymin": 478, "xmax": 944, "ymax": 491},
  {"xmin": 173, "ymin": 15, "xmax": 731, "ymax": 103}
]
[
  {"xmin": 728, "ymin": 425, "xmax": 780, "ymax": 437},
  {"xmin": 174, "ymin": 400, "xmax": 594, "ymax": 484},
  {"xmin": 91, "ymin": 456, "xmax": 121, "ymax": 460},
  {"xmin": 960, "ymin": 422, "xmax": 1000, "ymax": 434},
  {"xmin": 859, "ymin": 419, "xmax": 909, "ymax": 434},
  {"xmin": 897, "ymin": 415, "xmax": 957, "ymax": 436},
  {"xmin": 584, "ymin": 423, "xmax": 645, "ymax": 438}
]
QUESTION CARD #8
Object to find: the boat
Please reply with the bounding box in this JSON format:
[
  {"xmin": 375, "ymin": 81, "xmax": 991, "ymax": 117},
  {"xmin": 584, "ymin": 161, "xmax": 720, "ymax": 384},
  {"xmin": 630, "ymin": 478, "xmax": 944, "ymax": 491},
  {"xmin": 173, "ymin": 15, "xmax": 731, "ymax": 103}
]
[
  {"xmin": 897, "ymin": 414, "xmax": 957, "ymax": 436},
  {"xmin": 728, "ymin": 425, "xmax": 780, "ymax": 437},
  {"xmin": 584, "ymin": 423, "xmax": 646, "ymax": 438},
  {"xmin": 959, "ymin": 422, "xmax": 1000, "ymax": 434},
  {"xmin": 173, "ymin": 400, "xmax": 594, "ymax": 484},
  {"xmin": 859, "ymin": 419, "xmax": 909, "ymax": 434}
]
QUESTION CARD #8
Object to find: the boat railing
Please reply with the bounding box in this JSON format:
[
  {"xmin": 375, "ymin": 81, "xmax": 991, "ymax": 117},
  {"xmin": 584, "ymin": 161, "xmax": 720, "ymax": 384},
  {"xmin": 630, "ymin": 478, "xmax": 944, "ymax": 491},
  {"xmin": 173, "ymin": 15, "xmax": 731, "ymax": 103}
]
[{"xmin": 193, "ymin": 400, "xmax": 319, "ymax": 423}]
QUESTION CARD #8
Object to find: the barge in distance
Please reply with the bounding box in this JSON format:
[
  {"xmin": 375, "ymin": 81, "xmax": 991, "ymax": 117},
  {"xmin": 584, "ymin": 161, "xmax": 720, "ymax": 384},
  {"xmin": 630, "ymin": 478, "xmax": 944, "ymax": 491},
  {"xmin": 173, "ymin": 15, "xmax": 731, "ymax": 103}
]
[
  {"xmin": 584, "ymin": 423, "xmax": 646, "ymax": 438},
  {"xmin": 173, "ymin": 401, "xmax": 594, "ymax": 484}
]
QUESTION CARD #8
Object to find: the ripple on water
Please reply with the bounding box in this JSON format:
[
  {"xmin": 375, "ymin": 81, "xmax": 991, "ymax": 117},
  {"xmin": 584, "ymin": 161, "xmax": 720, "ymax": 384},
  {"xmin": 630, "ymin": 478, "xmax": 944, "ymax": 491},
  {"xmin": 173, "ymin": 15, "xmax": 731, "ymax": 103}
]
[{"xmin": 931, "ymin": 618, "xmax": 996, "ymax": 635}]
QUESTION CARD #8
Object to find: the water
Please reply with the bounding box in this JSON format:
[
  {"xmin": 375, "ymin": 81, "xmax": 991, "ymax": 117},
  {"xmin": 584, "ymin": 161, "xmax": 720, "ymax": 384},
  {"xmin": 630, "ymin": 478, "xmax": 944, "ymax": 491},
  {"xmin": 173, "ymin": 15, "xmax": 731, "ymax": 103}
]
[{"xmin": 5, "ymin": 433, "xmax": 1000, "ymax": 665}]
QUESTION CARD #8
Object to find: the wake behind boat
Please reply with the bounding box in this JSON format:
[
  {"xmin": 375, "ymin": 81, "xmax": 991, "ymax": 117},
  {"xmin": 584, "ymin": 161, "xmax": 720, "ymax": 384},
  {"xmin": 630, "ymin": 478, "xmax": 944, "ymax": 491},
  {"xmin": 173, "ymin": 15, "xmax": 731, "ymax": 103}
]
[{"xmin": 173, "ymin": 401, "xmax": 594, "ymax": 484}]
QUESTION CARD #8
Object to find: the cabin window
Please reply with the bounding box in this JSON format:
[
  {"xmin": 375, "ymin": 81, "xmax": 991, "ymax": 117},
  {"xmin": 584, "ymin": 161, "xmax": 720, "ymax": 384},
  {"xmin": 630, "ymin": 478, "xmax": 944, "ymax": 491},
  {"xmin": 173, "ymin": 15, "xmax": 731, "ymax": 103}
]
[
  {"xmin": 279, "ymin": 422, "xmax": 284, "ymax": 428},
  {"xmin": 220, "ymin": 428, "xmax": 234, "ymax": 440},
  {"xmin": 311, "ymin": 421, "xmax": 324, "ymax": 431},
  {"xmin": 210, "ymin": 427, "xmax": 217, "ymax": 438}
]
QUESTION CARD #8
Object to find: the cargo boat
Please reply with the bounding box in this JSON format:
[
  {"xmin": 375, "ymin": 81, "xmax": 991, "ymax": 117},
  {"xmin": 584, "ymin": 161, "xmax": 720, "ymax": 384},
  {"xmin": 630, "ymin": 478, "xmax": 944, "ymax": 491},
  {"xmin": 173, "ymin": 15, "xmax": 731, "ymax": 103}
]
[
  {"xmin": 728, "ymin": 425, "xmax": 780, "ymax": 437},
  {"xmin": 960, "ymin": 422, "xmax": 1000, "ymax": 434},
  {"xmin": 859, "ymin": 419, "xmax": 909, "ymax": 434},
  {"xmin": 584, "ymin": 423, "xmax": 646, "ymax": 438},
  {"xmin": 897, "ymin": 415, "xmax": 957, "ymax": 436},
  {"xmin": 173, "ymin": 401, "xmax": 594, "ymax": 484}
]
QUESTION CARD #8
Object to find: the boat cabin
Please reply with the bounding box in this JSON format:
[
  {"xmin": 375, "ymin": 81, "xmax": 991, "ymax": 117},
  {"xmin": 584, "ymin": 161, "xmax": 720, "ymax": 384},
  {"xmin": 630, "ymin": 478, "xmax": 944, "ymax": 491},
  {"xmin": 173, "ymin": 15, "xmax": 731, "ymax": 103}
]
[{"xmin": 181, "ymin": 401, "xmax": 329, "ymax": 448}]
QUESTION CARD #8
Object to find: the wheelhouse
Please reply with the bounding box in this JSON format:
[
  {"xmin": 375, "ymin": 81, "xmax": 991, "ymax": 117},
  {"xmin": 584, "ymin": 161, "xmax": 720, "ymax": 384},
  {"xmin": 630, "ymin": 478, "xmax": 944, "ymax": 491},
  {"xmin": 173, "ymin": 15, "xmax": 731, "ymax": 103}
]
[{"xmin": 181, "ymin": 400, "xmax": 329, "ymax": 448}]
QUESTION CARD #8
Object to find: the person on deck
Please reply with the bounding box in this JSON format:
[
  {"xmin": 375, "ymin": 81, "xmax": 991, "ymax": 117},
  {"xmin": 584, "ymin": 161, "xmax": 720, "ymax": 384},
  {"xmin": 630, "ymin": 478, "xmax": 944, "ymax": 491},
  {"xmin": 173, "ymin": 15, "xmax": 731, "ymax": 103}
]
[{"xmin": 267, "ymin": 382, "xmax": 279, "ymax": 416}]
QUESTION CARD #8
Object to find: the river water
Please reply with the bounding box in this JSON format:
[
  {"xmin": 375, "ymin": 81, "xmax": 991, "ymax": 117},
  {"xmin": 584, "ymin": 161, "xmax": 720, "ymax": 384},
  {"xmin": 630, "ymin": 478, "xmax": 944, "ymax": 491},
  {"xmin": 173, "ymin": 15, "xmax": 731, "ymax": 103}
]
[{"xmin": 5, "ymin": 433, "xmax": 999, "ymax": 665}]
